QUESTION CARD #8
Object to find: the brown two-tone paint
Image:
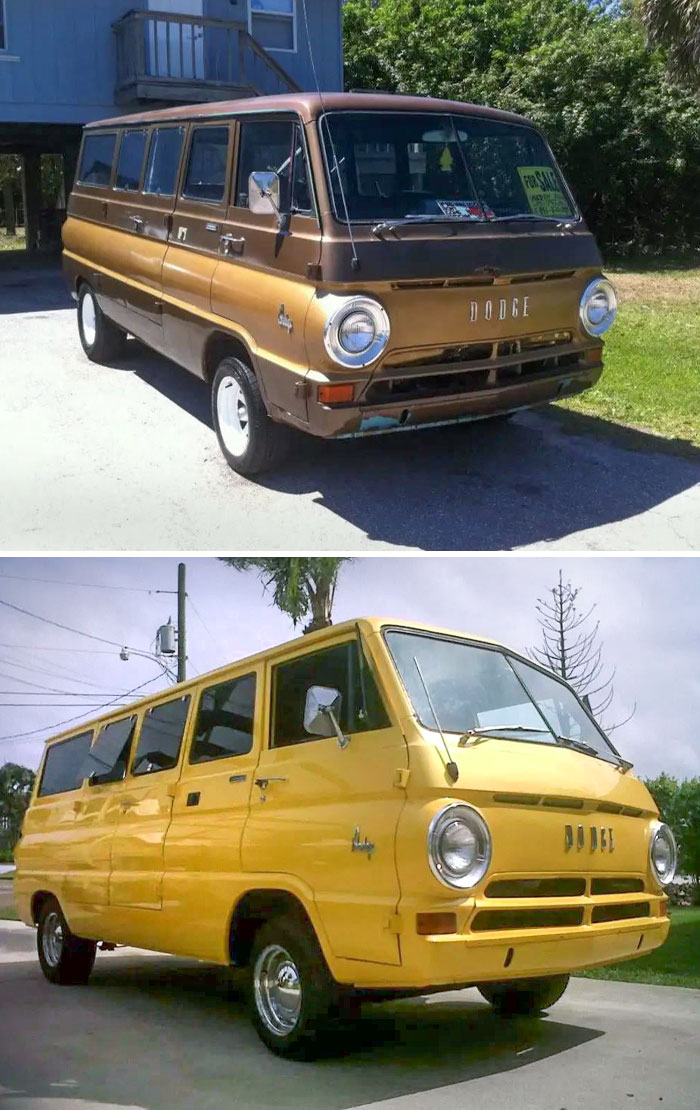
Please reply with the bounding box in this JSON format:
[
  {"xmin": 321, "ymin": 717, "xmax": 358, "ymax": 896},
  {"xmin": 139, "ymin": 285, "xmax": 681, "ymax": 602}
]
[{"xmin": 63, "ymin": 91, "xmax": 608, "ymax": 442}]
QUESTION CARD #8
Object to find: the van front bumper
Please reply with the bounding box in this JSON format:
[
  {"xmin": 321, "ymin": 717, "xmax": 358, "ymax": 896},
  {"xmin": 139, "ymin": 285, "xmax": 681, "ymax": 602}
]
[{"xmin": 302, "ymin": 360, "xmax": 602, "ymax": 439}]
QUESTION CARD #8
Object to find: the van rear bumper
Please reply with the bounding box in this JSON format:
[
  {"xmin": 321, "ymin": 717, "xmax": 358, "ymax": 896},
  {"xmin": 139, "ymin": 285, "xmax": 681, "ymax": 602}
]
[{"xmin": 300, "ymin": 361, "xmax": 602, "ymax": 439}]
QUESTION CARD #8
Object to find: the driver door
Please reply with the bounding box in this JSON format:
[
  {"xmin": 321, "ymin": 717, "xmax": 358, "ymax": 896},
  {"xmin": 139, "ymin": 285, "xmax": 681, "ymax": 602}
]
[{"xmin": 211, "ymin": 115, "xmax": 321, "ymax": 422}]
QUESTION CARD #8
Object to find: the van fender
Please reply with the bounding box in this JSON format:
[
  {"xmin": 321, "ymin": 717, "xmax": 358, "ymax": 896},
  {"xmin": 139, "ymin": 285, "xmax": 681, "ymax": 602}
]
[{"xmin": 226, "ymin": 874, "xmax": 337, "ymax": 974}]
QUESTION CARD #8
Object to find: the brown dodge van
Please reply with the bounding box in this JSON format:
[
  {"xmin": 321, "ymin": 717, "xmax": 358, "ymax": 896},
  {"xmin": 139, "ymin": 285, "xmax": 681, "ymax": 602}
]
[{"xmin": 63, "ymin": 92, "xmax": 617, "ymax": 475}]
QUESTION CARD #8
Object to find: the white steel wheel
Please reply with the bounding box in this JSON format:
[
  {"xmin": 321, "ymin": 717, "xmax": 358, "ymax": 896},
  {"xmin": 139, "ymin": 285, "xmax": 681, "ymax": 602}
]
[
  {"xmin": 41, "ymin": 910, "xmax": 64, "ymax": 969},
  {"xmin": 216, "ymin": 374, "xmax": 251, "ymax": 459},
  {"xmin": 254, "ymin": 943, "xmax": 303, "ymax": 1037},
  {"xmin": 80, "ymin": 289, "xmax": 97, "ymax": 347}
]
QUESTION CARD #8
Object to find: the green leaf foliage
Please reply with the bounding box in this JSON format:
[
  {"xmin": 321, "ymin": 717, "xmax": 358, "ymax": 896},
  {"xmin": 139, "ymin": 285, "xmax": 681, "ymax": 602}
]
[
  {"xmin": 644, "ymin": 774, "xmax": 700, "ymax": 893},
  {"xmin": 343, "ymin": 0, "xmax": 700, "ymax": 253},
  {"xmin": 219, "ymin": 558, "xmax": 350, "ymax": 632}
]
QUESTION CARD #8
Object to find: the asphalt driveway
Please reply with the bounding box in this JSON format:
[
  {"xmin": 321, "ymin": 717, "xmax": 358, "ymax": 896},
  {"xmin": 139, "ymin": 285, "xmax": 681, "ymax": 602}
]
[
  {"xmin": 1, "ymin": 920, "xmax": 699, "ymax": 1110},
  {"xmin": 1, "ymin": 262, "xmax": 699, "ymax": 552}
]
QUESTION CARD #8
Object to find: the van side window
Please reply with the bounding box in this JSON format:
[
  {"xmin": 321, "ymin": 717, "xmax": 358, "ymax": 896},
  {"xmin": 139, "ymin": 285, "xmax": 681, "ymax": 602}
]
[
  {"xmin": 84, "ymin": 716, "xmax": 137, "ymax": 786},
  {"xmin": 272, "ymin": 641, "xmax": 390, "ymax": 748},
  {"xmin": 182, "ymin": 126, "xmax": 230, "ymax": 203},
  {"xmin": 190, "ymin": 673, "xmax": 256, "ymax": 763},
  {"xmin": 38, "ymin": 731, "xmax": 93, "ymax": 797},
  {"xmin": 143, "ymin": 127, "xmax": 185, "ymax": 196},
  {"xmin": 131, "ymin": 696, "xmax": 190, "ymax": 776},
  {"xmin": 77, "ymin": 133, "xmax": 117, "ymax": 187},
  {"xmin": 236, "ymin": 119, "xmax": 312, "ymax": 214},
  {"xmin": 115, "ymin": 129, "xmax": 148, "ymax": 192}
]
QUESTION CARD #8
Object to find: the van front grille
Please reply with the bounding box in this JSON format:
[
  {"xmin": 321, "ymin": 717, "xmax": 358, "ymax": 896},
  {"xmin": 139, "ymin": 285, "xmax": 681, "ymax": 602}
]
[
  {"xmin": 591, "ymin": 902, "xmax": 650, "ymax": 924},
  {"xmin": 485, "ymin": 877, "xmax": 587, "ymax": 899},
  {"xmin": 472, "ymin": 907, "xmax": 585, "ymax": 932},
  {"xmin": 367, "ymin": 332, "xmax": 588, "ymax": 406},
  {"xmin": 590, "ymin": 877, "xmax": 645, "ymax": 896}
]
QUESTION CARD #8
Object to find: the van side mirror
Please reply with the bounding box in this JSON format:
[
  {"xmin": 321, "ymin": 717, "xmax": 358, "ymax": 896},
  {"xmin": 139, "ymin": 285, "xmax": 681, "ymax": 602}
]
[
  {"xmin": 248, "ymin": 171, "xmax": 284, "ymax": 224},
  {"xmin": 304, "ymin": 685, "xmax": 349, "ymax": 749}
]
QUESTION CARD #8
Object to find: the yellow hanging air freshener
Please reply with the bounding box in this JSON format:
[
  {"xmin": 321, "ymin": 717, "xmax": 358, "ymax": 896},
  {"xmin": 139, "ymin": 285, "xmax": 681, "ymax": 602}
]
[{"xmin": 439, "ymin": 144, "xmax": 454, "ymax": 172}]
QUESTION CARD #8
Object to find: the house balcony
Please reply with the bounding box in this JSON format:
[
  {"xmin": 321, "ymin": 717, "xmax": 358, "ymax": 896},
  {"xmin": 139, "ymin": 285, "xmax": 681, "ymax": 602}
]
[{"xmin": 113, "ymin": 9, "xmax": 299, "ymax": 107}]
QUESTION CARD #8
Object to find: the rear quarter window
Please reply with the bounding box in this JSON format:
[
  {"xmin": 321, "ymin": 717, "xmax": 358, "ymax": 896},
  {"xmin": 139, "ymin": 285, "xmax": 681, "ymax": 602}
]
[
  {"xmin": 143, "ymin": 126, "xmax": 186, "ymax": 196},
  {"xmin": 115, "ymin": 129, "xmax": 148, "ymax": 192},
  {"xmin": 78, "ymin": 133, "xmax": 117, "ymax": 188},
  {"xmin": 38, "ymin": 730, "xmax": 93, "ymax": 797}
]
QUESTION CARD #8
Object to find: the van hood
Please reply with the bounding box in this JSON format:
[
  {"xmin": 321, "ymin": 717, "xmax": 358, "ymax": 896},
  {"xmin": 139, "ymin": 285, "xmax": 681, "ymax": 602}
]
[{"xmin": 319, "ymin": 225, "xmax": 601, "ymax": 284}]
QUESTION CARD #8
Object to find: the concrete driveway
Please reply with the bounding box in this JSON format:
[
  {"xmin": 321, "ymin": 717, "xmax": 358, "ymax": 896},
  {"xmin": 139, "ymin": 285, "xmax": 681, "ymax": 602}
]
[
  {"xmin": 1, "ymin": 920, "xmax": 699, "ymax": 1110},
  {"xmin": 1, "ymin": 263, "xmax": 699, "ymax": 552}
]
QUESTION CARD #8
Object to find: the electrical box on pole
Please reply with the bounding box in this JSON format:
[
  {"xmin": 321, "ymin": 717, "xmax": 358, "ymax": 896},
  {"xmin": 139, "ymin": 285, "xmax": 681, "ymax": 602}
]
[{"xmin": 157, "ymin": 618, "xmax": 176, "ymax": 655}]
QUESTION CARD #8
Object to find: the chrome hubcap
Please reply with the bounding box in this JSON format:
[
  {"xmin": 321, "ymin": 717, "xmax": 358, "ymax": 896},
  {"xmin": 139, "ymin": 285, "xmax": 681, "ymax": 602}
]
[
  {"xmin": 254, "ymin": 944, "xmax": 302, "ymax": 1037},
  {"xmin": 42, "ymin": 911, "xmax": 64, "ymax": 968},
  {"xmin": 217, "ymin": 376, "xmax": 250, "ymax": 457},
  {"xmin": 80, "ymin": 291, "xmax": 97, "ymax": 347}
]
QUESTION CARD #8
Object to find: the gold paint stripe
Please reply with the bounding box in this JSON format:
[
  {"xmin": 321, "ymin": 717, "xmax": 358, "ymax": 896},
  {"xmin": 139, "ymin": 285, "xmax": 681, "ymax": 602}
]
[{"xmin": 62, "ymin": 249, "xmax": 308, "ymax": 377}]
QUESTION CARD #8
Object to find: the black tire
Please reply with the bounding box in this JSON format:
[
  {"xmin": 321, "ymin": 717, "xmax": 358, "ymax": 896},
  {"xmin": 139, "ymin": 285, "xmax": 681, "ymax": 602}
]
[
  {"xmin": 211, "ymin": 357, "xmax": 292, "ymax": 477},
  {"xmin": 77, "ymin": 283, "xmax": 126, "ymax": 364},
  {"xmin": 36, "ymin": 897, "xmax": 97, "ymax": 986},
  {"xmin": 248, "ymin": 915, "xmax": 339, "ymax": 1059},
  {"xmin": 478, "ymin": 974, "xmax": 570, "ymax": 1016}
]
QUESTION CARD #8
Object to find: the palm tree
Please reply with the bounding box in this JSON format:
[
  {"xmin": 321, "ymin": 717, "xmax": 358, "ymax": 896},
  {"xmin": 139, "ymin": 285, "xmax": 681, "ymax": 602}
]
[
  {"xmin": 220, "ymin": 558, "xmax": 350, "ymax": 633},
  {"xmin": 639, "ymin": 0, "xmax": 700, "ymax": 85}
]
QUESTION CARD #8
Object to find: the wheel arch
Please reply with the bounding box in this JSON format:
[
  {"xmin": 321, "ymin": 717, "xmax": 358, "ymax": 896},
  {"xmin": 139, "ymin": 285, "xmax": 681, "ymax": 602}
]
[
  {"xmin": 228, "ymin": 887, "xmax": 328, "ymax": 969},
  {"xmin": 202, "ymin": 329, "xmax": 260, "ymax": 386},
  {"xmin": 31, "ymin": 889, "xmax": 58, "ymax": 924}
]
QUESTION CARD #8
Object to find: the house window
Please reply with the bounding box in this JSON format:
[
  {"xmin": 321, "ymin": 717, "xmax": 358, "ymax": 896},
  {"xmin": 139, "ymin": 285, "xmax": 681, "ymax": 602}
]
[{"xmin": 250, "ymin": 0, "xmax": 296, "ymax": 52}]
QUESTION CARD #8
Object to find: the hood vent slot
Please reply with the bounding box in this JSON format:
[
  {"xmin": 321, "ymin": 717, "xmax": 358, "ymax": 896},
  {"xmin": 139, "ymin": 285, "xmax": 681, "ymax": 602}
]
[
  {"xmin": 591, "ymin": 902, "xmax": 650, "ymax": 924},
  {"xmin": 486, "ymin": 877, "xmax": 586, "ymax": 899},
  {"xmin": 591, "ymin": 877, "xmax": 645, "ymax": 896},
  {"xmin": 472, "ymin": 907, "xmax": 584, "ymax": 932}
]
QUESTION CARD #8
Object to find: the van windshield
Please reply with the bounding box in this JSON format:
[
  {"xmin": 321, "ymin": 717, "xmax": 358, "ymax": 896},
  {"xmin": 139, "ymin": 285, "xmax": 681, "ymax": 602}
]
[
  {"xmin": 320, "ymin": 112, "xmax": 576, "ymax": 225},
  {"xmin": 384, "ymin": 629, "xmax": 621, "ymax": 765}
]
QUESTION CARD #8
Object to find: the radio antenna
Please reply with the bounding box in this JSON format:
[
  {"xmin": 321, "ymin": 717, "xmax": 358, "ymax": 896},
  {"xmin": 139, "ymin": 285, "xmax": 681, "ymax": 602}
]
[
  {"xmin": 299, "ymin": 0, "xmax": 360, "ymax": 271},
  {"xmin": 413, "ymin": 656, "xmax": 459, "ymax": 783}
]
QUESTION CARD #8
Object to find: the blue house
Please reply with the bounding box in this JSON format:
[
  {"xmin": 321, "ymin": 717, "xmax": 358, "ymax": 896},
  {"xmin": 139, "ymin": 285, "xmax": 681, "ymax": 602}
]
[{"xmin": 0, "ymin": 0, "xmax": 344, "ymax": 249}]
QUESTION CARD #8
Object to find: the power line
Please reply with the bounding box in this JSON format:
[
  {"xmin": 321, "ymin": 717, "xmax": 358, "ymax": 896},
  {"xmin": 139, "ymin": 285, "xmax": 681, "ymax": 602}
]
[
  {"xmin": 0, "ymin": 572, "xmax": 159, "ymax": 592},
  {"xmin": 0, "ymin": 674, "xmax": 167, "ymax": 744},
  {"xmin": 0, "ymin": 597, "xmax": 127, "ymax": 648},
  {"xmin": 0, "ymin": 703, "xmax": 138, "ymax": 708},
  {"xmin": 0, "ymin": 645, "xmax": 118, "ymax": 654}
]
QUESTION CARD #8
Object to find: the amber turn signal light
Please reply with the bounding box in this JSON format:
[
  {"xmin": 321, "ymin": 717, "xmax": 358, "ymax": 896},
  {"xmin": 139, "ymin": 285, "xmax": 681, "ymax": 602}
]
[
  {"xmin": 659, "ymin": 900, "xmax": 668, "ymax": 917},
  {"xmin": 584, "ymin": 347, "xmax": 604, "ymax": 363},
  {"xmin": 416, "ymin": 912, "xmax": 458, "ymax": 935},
  {"xmin": 318, "ymin": 383, "xmax": 354, "ymax": 404}
]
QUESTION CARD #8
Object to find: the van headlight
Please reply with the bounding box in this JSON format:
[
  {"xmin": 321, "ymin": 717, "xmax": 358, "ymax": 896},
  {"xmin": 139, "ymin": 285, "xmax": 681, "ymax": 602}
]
[
  {"xmin": 428, "ymin": 803, "xmax": 491, "ymax": 889},
  {"xmin": 579, "ymin": 277, "xmax": 617, "ymax": 336},
  {"xmin": 649, "ymin": 822, "xmax": 677, "ymax": 886},
  {"xmin": 323, "ymin": 296, "xmax": 390, "ymax": 369}
]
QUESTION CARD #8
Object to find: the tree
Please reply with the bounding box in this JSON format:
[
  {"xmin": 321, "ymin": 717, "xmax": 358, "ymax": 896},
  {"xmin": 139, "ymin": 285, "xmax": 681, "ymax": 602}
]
[
  {"xmin": 220, "ymin": 558, "xmax": 350, "ymax": 633},
  {"xmin": 0, "ymin": 763, "xmax": 35, "ymax": 854},
  {"xmin": 644, "ymin": 774, "xmax": 700, "ymax": 900},
  {"xmin": 529, "ymin": 570, "xmax": 634, "ymax": 729},
  {"xmin": 639, "ymin": 0, "xmax": 700, "ymax": 85},
  {"xmin": 343, "ymin": 0, "xmax": 700, "ymax": 253}
]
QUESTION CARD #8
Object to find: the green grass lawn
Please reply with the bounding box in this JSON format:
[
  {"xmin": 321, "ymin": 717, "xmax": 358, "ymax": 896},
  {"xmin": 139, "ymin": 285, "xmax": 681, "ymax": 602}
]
[
  {"xmin": 560, "ymin": 266, "xmax": 700, "ymax": 447},
  {"xmin": 577, "ymin": 907, "xmax": 700, "ymax": 989}
]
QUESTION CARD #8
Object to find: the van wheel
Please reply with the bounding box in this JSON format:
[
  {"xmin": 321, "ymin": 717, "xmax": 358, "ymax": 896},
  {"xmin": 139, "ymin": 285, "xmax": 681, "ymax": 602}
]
[
  {"xmin": 212, "ymin": 357, "xmax": 291, "ymax": 477},
  {"xmin": 478, "ymin": 974, "xmax": 570, "ymax": 1015},
  {"xmin": 248, "ymin": 915, "xmax": 338, "ymax": 1058},
  {"xmin": 77, "ymin": 283, "xmax": 126, "ymax": 363},
  {"xmin": 36, "ymin": 897, "xmax": 97, "ymax": 986}
]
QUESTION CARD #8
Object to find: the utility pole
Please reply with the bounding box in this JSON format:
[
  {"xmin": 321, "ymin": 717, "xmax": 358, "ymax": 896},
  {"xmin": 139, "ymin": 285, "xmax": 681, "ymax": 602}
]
[{"xmin": 177, "ymin": 562, "xmax": 186, "ymax": 683}]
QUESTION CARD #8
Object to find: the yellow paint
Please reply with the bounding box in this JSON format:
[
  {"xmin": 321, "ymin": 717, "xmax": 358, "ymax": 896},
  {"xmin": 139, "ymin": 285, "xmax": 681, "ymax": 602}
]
[{"xmin": 14, "ymin": 618, "xmax": 670, "ymax": 990}]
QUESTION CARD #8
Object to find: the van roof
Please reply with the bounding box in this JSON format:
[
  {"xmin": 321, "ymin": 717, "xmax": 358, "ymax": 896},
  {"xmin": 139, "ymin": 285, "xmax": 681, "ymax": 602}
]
[
  {"xmin": 87, "ymin": 92, "xmax": 532, "ymax": 131},
  {"xmin": 38, "ymin": 616, "xmax": 508, "ymax": 746}
]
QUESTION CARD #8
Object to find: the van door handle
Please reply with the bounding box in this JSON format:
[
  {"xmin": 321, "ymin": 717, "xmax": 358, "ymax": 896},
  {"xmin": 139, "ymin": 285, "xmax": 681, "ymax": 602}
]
[
  {"xmin": 120, "ymin": 798, "xmax": 137, "ymax": 812},
  {"xmin": 129, "ymin": 214, "xmax": 144, "ymax": 231},
  {"xmin": 254, "ymin": 777, "xmax": 287, "ymax": 790},
  {"xmin": 220, "ymin": 234, "xmax": 245, "ymax": 256}
]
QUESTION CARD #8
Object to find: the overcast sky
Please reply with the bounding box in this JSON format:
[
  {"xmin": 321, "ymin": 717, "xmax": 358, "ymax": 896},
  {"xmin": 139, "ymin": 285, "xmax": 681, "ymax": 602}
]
[{"xmin": 0, "ymin": 556, "xmax": 697, "ymax": 781}]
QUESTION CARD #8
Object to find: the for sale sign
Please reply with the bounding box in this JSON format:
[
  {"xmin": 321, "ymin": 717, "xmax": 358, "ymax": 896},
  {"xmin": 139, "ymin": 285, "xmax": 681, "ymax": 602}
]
[{"xmin": 517, "ymin": 166, "xmax": 571, "ymax": 217}]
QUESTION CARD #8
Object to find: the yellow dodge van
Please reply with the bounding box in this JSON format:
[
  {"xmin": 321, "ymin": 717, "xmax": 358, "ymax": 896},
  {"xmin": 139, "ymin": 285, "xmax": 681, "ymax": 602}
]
[
  {"xmin": 63, "ymin": 93, "xmax": 617, "ymax": 476},
  {"xmin": 15, "ymin": 618, "xmax": 673, "ymax": 1058}
]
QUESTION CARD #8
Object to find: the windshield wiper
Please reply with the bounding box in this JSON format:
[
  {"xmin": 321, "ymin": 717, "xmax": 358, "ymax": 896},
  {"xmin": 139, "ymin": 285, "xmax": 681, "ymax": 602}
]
[
  {"xmin": 487, "ymin": 213, "xmax": 575, "ymax": 227},
  {"xmin": 555, "ymin": 735, "xmax": 600, "ymax": 756},
  {"xmin": 458, "ymin": 725, "xmax": 550, "ymax": 745}
]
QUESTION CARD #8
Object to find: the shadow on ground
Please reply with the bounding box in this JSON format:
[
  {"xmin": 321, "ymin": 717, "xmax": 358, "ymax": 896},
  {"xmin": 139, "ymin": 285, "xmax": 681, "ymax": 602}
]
[
  {"xmin": 0, "ymin": 956, "xmax": 603, "ymax": 1110},
  {"xmin": 122, "ymin": 342, "xmax": 700, "ymax": 549}
]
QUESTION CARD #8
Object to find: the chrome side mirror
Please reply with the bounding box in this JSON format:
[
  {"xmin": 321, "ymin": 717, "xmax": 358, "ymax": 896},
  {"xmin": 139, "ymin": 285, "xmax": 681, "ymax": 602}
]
[
  {"xmin": 248, "ymin": 170, "xmax": 282, "ymax": 222},
  {"xmin": 304, "ymin": 685, "xmax": 349, "ymax": 749}
]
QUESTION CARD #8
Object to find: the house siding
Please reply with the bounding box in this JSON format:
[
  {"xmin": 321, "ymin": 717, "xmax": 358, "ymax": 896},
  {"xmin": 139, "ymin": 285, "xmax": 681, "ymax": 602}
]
[{"xmin": 0, "ymin": 0, "xmax": 342, "ymax": 127}]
